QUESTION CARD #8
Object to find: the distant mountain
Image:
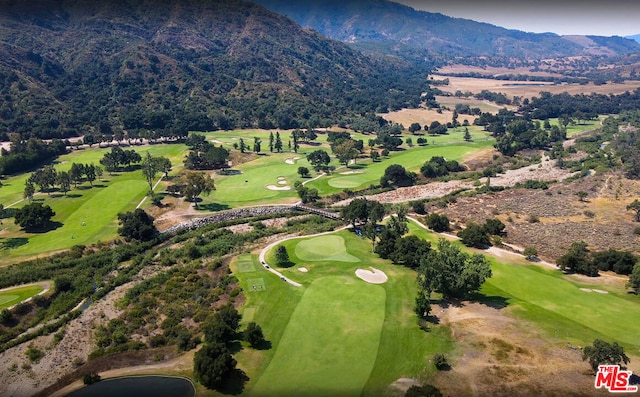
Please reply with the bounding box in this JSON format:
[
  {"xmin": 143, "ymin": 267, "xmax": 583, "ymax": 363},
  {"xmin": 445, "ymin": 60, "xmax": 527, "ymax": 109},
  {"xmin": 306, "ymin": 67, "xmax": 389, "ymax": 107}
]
[
  {"xmin": 254, "ymin": 0, "xmax": 640, "ymax": 59},
  {"xmin": 627, "ymin": 35, "xmax": 640, "ymax": 44},
  {"xmin": 0, "ymin": 0, "xmax": 429, "ymax": 139}
]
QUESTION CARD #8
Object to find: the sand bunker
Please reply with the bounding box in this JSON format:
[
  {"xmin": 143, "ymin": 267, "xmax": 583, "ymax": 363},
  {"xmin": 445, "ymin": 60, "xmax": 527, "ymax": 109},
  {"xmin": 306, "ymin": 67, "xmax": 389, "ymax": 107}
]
[
  {"xmin": 298, "ymin": 267, "xmax": 308, "ymax": 273},
  {"xmin": 340, "ymin": 171, "xmax": 364, "ymax": 175},
  {"xmin": 355, "ymin": 267, "xmax": 388, "ymax": 284},
  {"xmin": 266, "ymin": 185, "xmax": 291, "ymax": 191},
  {"xmin": 285, "ymin": 156, "xmax": 301, "ymax": 165},
  {"xmin": 278, "ymin": 180, "xmax": 288, "ymax": 185},
  {"xmin": 580, "ymin": 288, "xmax": 609, "ymax": 294}
]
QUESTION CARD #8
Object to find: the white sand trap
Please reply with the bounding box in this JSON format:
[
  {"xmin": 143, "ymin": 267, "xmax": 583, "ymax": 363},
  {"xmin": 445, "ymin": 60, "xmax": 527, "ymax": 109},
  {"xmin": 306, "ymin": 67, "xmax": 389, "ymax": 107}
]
[
  {"xmin": 277, "ymin": 176, "xmax": 286, "ymax": 180},
  {"xmin": 278, "ymin": 180, "xmax": 288, "ymax": 185},
  {"xmin": 298, "ymin": 267, "xmax": 308, "ymax": 273},
  {"xmin": 355, "ymin": 267, "xmax": 388, "ymax": 284},
  {"xmin": 340, "ymin": 171, "xmax": 364, "ymax": 175},
  {"xmin": 580, "ymin": 288, "xmax": 609, "ymax": 294},
  {"xmin": 285, "ymin": 156, "xmax": 301, "ymax": 165},
  {"xmin": 266, "ymin": 184, "xmax": 291, "ymax": 190}
]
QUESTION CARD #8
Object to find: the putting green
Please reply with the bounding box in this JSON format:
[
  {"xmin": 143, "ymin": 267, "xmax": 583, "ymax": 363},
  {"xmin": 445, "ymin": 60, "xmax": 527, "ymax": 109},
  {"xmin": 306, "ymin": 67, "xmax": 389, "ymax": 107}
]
[
  {"xmin": 0, "ymin": 294, "xmax": 19, "ymax": 306},
  {"xmin": 0, "ymin": 285, "xmax": 45, "ymax": 310},
  {"xmin": 328, "ymin": 175, "xmax": 368, "ymax": 188},
  {"xmin": 295, "ymin": 235, "xmax": 360, "ymax": 263},
  {"xmin": 250, "ymin": 276, "xmax": 386, "ymax": 396}
]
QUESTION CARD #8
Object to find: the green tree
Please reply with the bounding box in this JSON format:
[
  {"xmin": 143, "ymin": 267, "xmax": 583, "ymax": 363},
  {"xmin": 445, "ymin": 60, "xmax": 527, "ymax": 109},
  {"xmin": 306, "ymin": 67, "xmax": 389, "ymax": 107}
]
[
  {"xmin": 463, "ymin": 128, "xmax": 472, "ymax": 142},
  {"xmin": 56, "ymin": 170, "xmax": 71, "ymax": 195},
  {"xmin": 117, "ymin": 209, "xmax": 157, "ymax": 241},
  {"xmin": 557, "ymin": 241, "xmax": 598, "ymax": 276},
  {"xmin": 183, "ymin": 172, "xmax": 215, "ymax": 207},
  {"xmin": 239, "ymin": 138, "xmax": 246, "ymax": 153},
  {"xmin": 425, "ymin": 213, "xmax": 450, "ymax": 232},
  {"xmin": 409, "ymin": 122, "xmax": 422, "ymax": 134},
  {"xmin": 275, "ymin": 245, "xmax": 290, "ymax": 266},
  {"xmin": 627, "ymin": 199, "xmax": 640, "ymax": 222},
  {"xmin": 244, "ymin": 322, "xmax": 265, "ymax": 348},
  {"xmin": 414, "ymin": 291, "xmax": 431, "ymax": 319},
  {"xmin": 297, "ymin": 166, "xmax": 310, "ymax": 178},
  {"xmin": 582, "ymin": 339, "xmax": 630, "ymax": 372},
  {"xmin": 84, "ymin": 163, "xmax": 97, "ymax": 186},
  {"xmin": 332, "ymin": 139, "xmax": 358, "ymax": 167},
  {"xmin": 380, "ymin": 164, "xmax": 416, "ymax": 187},
  {"xmin": 69, "ymin": 163, "xmax": 84, "ymax": 187},
  {"xmin": 523, "ymin": 246, "xmax": 538, "ymax": 261},
  {"xmin": 154, "ymin": 156, "xmax": 172, "ymax": 178},
  {"xmin": 253, "ymin": 137, "xmax": 262, "ymax": 153},
  {"xmin": 14, "ymin": 202, "xmax": 56, "ymax": 231},
  {"xmin": 275, "ymin": 132, "xmax": 283, "ymax": 152},
  {"xmin": 458, "ymin": 222, "xmax": 490, "ymax": 248},
  {"xmin": 418, "ymin": 238, "xmax": 492, "ymax": 299},
  {"xmin": 269, "ymin": 132, "xmax": 274, "ymax": 152},
  {"xmin": 23, "ymin": 180, "xmax": 35, "ymax": 203},
  {"xmin": 306, "ymin": 149, "xmax": 331, "ymax": 171},
  {"xmin": 141, "ymin": 152, "xmax": 158, "ymax": 193},
  {"xmin": 193, "ymin": 342, "xmax": 237, "ymax": 390},
  {"xmin": 627, "ymin": 262, "xmax": 640, "ymax": 293},
  {"xmin": 482, "ymin": 218, "xmax": 505, "ymax": 236},
  {"xmin": 341, "ymin": 198, "xmax": 385, "ymax": 229},
  {"xmin": 576, "ymin": 191, "xmax": 588, "ymax": 202}
]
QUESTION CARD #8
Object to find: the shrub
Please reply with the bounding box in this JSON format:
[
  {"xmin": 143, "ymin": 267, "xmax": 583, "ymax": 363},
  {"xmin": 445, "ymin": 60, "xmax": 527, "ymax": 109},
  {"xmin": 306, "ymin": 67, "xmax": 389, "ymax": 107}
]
[
  {"xmin": 25, "ymin": 345, "xmax": 45, "ymax": 363},
  {"xmin": 433, "ymin": 353, "xmax": 450, "ymax": 370},
  {"xmin": 83, "ymin": 372, "xmax": 101, "ymax": 385},
  {"xmin": 527, "ymin": 214, "xmax": 540, "ymax": 223}
]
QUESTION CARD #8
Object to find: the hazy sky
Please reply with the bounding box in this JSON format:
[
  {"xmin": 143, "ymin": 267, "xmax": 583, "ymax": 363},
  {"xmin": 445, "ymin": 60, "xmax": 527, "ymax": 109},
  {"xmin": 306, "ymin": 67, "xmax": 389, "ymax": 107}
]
[{"xmin": 393, "ymin": 0, "xmax": 639, "ymax": 37}]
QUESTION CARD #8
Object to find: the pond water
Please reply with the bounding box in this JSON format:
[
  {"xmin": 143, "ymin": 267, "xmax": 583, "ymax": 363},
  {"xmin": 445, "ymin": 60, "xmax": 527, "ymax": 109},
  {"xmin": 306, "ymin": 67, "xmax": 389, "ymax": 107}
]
[{"xmin": 65, "ymin": 376, "xmax": 195, "ymax": 397}]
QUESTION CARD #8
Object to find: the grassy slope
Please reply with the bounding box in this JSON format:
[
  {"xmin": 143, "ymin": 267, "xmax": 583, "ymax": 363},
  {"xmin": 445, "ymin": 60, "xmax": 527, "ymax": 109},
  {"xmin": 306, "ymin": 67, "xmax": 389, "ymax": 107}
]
[
  {"xmin": 0, "ymin": 144, "xmax": 188, "ymax": 263},
  {"xmin": 408, "ymin": 220, "xmax": 640, "ymax": 356}
]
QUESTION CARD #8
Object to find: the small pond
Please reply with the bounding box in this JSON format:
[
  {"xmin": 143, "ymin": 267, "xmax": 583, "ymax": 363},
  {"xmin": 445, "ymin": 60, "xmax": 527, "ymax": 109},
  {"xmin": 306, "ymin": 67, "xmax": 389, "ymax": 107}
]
[{"xmin": 65, "ymin": 375, "xmax": 195, "ymax": 397}]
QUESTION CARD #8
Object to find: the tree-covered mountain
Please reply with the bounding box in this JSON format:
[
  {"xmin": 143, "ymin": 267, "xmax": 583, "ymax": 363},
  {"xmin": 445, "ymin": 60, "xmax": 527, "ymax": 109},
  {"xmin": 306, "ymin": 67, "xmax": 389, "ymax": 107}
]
[
  {"xmin": 0, "ymin": 0, "xmax": 430, "ymax": 140},
  {"xmin": 254, "ymin": 0, "xmax": 640, "ymax": 59}
]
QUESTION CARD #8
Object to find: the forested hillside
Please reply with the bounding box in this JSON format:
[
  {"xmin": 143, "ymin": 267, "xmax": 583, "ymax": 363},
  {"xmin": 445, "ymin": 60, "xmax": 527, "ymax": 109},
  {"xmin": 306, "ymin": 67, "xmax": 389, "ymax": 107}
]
[{"xmin": 0, "ymin": 0, "xmax": 429, "ymax": 140}]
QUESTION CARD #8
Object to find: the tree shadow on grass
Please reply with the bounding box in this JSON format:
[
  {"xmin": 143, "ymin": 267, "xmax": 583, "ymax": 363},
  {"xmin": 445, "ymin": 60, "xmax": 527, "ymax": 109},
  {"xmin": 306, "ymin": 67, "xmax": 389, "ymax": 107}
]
[
  {"xmin": 276, "ymin": 261, "xmax": 295, "ymax": 269},
  {"xmin": 1, "ymin": 237, "xmax": 29, "ymax": 250},
  {"xmin": 467, "ymin": 292, "xmax": 510, "ymax": 309},
  {"xmin": 24, "ymin": 221, "xmax": 63, "ymax": 234},
  {"xmin": 196, "ymin": 203, "xmax": 231, "ymax": 212},
  {"xmin": 64, "ymin": 193, "xmax": 83, "ymax": 199},
  {"xmin": 217, "ymin": 368, "xmax": 249, "ymax": 395},
  {"xmin": 253, "ymin": 339, "xmax": 272, "ymax": 351}
]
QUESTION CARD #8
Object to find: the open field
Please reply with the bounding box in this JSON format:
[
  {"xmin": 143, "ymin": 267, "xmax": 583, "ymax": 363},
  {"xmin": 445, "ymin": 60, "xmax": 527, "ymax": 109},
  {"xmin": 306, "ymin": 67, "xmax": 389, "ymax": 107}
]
[
  {"xmin": 0, "ymin": 283, "xmax": 46, "ymax": 310},
  {"xmin": 430, "ymin": 74, "xmax": 640, "ymax": 100}
]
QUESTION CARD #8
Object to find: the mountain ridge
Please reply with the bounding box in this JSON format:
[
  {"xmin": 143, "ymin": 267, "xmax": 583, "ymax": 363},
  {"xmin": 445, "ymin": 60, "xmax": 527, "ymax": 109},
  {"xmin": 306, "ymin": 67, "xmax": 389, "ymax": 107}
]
[{"xmin": 254, "ymin": 0, "xmax": 640, "ymax": 58}]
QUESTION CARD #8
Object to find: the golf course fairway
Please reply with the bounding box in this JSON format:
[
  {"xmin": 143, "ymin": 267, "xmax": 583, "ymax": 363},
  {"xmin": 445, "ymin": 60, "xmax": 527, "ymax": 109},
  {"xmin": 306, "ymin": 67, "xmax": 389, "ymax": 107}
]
[{"xmin": 250, "ymin": 276, "xmax": 386, "ymax": 396}]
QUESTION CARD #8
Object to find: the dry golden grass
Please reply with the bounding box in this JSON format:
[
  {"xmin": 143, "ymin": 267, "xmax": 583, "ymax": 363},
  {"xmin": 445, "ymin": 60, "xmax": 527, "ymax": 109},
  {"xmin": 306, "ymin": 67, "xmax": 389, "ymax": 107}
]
[{"xmin": 431, "ymin": 74, "xmax": 640, "ymax": 100}]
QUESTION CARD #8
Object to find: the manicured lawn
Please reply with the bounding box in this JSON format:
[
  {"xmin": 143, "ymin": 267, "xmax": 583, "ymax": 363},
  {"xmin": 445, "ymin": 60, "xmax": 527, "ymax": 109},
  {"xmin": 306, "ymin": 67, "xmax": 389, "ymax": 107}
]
[
  {"xmin": 0, "ymin": 144, "xmax": 188, "ymax": 264},
  {"xmin": 0, "ymin": 284, "xmax": 45, "ymax": 310},
  {"xmin": 307, "ymin": 140, "xmax": 494, "ymax": 195},
  {"xmin": 233, "ymin": 230, "xmax": 452, "ymax": 396}
]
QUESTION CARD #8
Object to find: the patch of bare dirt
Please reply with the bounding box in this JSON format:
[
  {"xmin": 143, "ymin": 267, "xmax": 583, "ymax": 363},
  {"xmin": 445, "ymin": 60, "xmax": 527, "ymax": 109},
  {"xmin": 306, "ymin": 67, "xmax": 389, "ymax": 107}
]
[
  {"xmin": 431, "ymin": 302, "xmax": 609, "ymax": 396},
  {"xmin": 432, "ymin": 171, "xmax": 640, "ymax": 260}
]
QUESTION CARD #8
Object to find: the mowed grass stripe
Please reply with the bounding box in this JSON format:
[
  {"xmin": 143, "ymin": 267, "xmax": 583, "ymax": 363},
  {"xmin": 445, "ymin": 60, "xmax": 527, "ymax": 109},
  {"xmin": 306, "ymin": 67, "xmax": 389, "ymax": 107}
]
[
  {"xmin": 483, "ymin": 262, "xmax": 640, "ymax": 349},
  {"xmin": 250, "ymin": 276, "xmax": 386, "ymax": 396},
  {"xmin": 7, "ymin": 180, "xmax": 148, "ymax": 258},
  {"xmin": 0, "ymin": 285, "xmax": 44, "ymax": 310},
  {"xmin": 295, "ymin": 235, "xmax": 360, "ymax": 263}
]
